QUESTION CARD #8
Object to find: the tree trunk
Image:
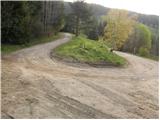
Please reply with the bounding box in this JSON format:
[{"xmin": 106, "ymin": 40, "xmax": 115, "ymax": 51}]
[
  {"xmin": 75, "ymin": 16, "xmax": 80, "ymax": 36},
  {"xmin": 43, "ymin": 1, "xmax": 46, "ymax": 32}
]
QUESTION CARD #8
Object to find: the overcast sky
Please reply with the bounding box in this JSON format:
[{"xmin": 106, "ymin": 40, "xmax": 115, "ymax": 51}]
[{"xmin": 64, "ymin": 0, "xmax": 160, "ymax": 15}]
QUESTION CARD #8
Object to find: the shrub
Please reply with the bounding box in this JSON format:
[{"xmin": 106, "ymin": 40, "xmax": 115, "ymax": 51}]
[{"xmin": 139, "ymin": 47, "xmax": 150, "ymax": 57}]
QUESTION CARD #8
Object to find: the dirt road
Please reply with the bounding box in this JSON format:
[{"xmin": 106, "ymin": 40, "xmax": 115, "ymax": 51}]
[{"xmin": 1, "ymin": 33, "xmax": 159, "ymax": 118}]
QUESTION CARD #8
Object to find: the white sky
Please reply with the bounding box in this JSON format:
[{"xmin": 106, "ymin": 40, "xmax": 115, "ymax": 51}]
[{"xmin": 64, "ymin": 0, "xmax": 160, "ymax": 15}]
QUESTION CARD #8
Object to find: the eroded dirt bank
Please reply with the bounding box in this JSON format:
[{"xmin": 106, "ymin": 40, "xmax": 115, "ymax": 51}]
[{"xmin": 1, "ymin": 33, "xmax": 159, "ymax": 118}]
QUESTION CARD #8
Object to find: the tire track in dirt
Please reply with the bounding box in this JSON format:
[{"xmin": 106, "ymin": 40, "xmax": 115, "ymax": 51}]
[{"xmin": 74, "ymin": 78, "xmax": 158, "ymax": 118}]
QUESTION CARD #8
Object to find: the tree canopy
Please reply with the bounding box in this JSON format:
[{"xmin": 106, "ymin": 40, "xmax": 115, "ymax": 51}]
[
  {"xmin": 103, "ymin": 9, "xmax": 136, "ymax": 50},
  {"xmin": 122, "ymin": 23, "xmax": 152, "ymax": 56},
  {"xmin": 70, "ymin": 0, "xmax": 91, "ymax": 36},
  {"xmin": 1, "ymin": 1, "xmax": 64, "ymax": 44}
]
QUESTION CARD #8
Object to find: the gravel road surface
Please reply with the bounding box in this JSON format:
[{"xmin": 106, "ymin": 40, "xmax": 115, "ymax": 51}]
[{"xmin": 1, "ymin": 33, "xmax": 159, "ymax": 118}]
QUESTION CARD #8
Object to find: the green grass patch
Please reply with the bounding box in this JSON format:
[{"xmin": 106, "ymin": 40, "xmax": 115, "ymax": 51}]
[
  {"xmin": 137, "ymin": 54, "xmax": 159, "ymax": 61},
  {"xmin": 1, "ymin": 33, "xmax": 62, "ymax": 54},
  {"xmin": 148, "ymin": 55, "xmax": 159, "ymax": 61},
  {"xmin": 54, "ymin": 36, "xmax": 126, "ymax": 66}
]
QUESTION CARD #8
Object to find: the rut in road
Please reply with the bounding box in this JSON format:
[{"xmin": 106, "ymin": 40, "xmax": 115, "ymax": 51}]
[{"xmin": 1, "ymin": 33, "xmax": 159, "ymax": 119}]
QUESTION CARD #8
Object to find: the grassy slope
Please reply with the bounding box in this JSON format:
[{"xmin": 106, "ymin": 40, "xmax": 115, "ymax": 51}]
[
  {"xmin": 136, "ymin": 48, "xmax": 159, "ymax": 61},
  {"xmin": 1, "ymin": 33, "xmax": 62, "ymax": 54},
  {"xmin": 54, "ymin": 36, "xmax": 126, "ymax": 66},
  {"xmin": 147, "ymin": 55, "xmax": 159, "ymax": 61},
  {"xmin": 138, "ymin": 54, "xmax": 159, "ymax": 61}
]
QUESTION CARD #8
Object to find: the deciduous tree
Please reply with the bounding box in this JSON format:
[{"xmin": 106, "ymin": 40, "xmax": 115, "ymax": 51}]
[
  {"xmin": 103, "ymin": 9, "xmax": 136, "ymax": 50},
  {"xmin": 122, "ymin": 23, "xmax": 152, "ymax": 56}
]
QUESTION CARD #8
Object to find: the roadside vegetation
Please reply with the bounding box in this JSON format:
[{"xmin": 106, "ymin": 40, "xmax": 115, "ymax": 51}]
[
  {"xmin": 1, "ymin": 33, "xmax": 62, "ymax": 54},
  {"xmin": 1, "ymin": 1, "xmax": 158, "ymax": 62},
  {"xmin": 138, "ymin": 54, "xmax": 159, "ymax": 61},
  {"xmin": 54, "ymin": 36, "xmax": 126, "ymax": 66}
]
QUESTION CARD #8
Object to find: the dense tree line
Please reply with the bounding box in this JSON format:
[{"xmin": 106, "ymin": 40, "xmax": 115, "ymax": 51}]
[
  {"xmin": 2, "ymin": 1, "xmax": 41, "ymax": 44},
  {"xmin": 42, "ymin": 1, "xmax": 64, "ymax": 34},
  {"xmin": 123, "ymin": 23, "xmax": 152, "ymax": 56},
  {"xmin": 138, "ymin": 14, "xmax": 159, "ymax": 29},
  {"xmin": 63, "ymin": 2, "xmax": 159, "ymax": 30},
  {"xmin": 150, "ymin": 28, "xmax": 159, "ymax": 56},
  {"xmin": 1, "ymin": 1, "xmax": 64, "ymax": 44},
  {"xmin": 62, "ymin": 1, "xmax": 104, "ymax": 40},
  {"xmin": 70, "ymin": 0, "xmax": 91, "ymax": 36}
]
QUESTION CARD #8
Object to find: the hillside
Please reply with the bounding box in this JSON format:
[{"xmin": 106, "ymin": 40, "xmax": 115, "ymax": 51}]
[{"xmin": 64, "ymin": 2, "xmax": 159, "ymax": 29}]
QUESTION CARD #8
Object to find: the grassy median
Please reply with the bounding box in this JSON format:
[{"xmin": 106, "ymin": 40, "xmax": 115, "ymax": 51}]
[{"xmin": 54, "ymin": 36, "xmax": 126, "ymax": 66}]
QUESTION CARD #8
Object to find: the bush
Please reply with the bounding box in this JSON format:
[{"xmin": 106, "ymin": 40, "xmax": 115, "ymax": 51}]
[
  {"xmin": 139, "ymin": 47, "xmax": 150, "ymax": 57},
  {"xmin": 31, "ymin": 21, "xmax": 43, "ymax": 37},
  {"xmin": 87, "ymin": 29, "xmax": 99, "ymax": 40}
]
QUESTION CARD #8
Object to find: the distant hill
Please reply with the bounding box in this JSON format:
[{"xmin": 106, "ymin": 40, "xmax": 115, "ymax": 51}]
[
  {"xmin": 63, "ymin": 2, "xmax": 109, "ymax": 17},
  {"xmin": 64, "ymin": 2, "xmax": 159, "ymax": 29},
  {"xmin": 138, "ymin": 14, "xmax": 159, "ymax": 29}
]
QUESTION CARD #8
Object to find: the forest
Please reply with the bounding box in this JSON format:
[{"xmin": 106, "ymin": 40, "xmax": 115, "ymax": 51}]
[{"xmin": 1, "ymin": 1, "xmax": 159, "ymax": 59}]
